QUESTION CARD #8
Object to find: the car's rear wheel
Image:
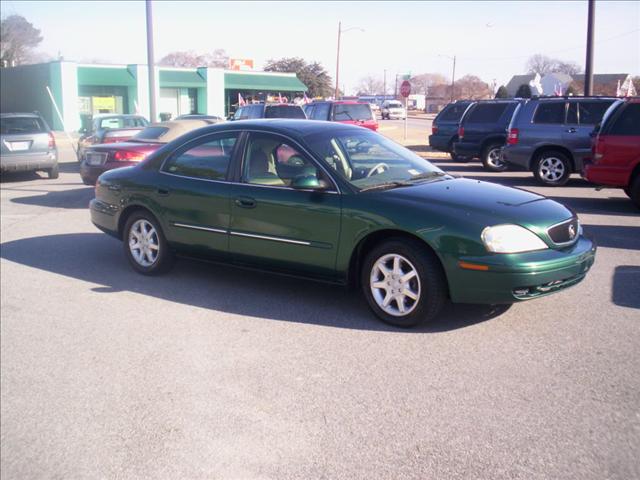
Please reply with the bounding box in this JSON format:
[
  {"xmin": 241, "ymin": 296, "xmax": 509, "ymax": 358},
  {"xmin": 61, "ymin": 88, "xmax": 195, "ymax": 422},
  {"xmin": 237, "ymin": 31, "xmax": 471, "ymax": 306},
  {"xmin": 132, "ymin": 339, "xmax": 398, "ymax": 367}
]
[
  {"xmin": 123, "ymin": 211, "xmax": 173, "ymax": 275},
  {"xmin": 482, "ymin": 143, "xmax": 507, "ymax": 172},
  {"xmin": 361, "ymin": 238, "xmax": 446, "ymax": 328},
  {"xmin": 533, "ymin": 151, "xmax": 572, "ymax": 186},
  {"xmin": 47, "ymin": 164, "xmax": 59, "ymax": 179},
  {"xmin": 630, "ymin": 175, "xmax": 640, "ymax": 209}
]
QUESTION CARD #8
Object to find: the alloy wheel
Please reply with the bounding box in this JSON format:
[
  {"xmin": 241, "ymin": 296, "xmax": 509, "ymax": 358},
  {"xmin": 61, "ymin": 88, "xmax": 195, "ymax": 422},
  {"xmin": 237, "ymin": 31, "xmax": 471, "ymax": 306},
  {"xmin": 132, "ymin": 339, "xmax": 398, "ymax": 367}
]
[
  {"xmin": 128, "ymin": 219, "xmax": 159, "ymax": 267},
  {"xmin": 486, "ymin": 147, "xmax": 504, "ymax": 169},
  {"xmin": 370, "ymin": 253, "xmax": 421, "ymax": 317},
  {"xmin": 539, "ymin": 157, "xmax": 566, "ymax": 183}
]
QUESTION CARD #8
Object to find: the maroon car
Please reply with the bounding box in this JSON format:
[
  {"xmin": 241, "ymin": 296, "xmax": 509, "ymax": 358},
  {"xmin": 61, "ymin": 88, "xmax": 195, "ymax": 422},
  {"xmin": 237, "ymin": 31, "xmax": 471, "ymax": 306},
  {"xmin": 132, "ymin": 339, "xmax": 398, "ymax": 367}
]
[
  {"xmin": 80, "ymin": 119, "xmax": 216, "ymax": 185},
  {"xmin": 77, "ymin": 114, "xmax": 149, "ymax": 161}
]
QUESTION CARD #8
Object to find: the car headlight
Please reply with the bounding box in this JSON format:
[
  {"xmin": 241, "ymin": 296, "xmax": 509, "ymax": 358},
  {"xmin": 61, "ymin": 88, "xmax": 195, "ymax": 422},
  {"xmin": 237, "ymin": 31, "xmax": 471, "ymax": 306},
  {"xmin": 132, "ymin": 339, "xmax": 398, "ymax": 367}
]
[{"xmin": 481, "ymin": 224, "xmax": 548, "ymax": 253}]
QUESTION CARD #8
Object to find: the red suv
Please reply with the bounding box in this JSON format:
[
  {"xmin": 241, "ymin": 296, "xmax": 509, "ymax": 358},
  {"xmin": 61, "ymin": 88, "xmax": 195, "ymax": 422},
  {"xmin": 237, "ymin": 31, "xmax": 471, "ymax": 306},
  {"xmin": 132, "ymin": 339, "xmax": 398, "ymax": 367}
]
[
  {"xmin": 303, "ymin": 101, "xmax": 378, "ymax": 131},
  {"xmin": 583, "ymin": 98, "xmax": 640, "ymax": 208}
]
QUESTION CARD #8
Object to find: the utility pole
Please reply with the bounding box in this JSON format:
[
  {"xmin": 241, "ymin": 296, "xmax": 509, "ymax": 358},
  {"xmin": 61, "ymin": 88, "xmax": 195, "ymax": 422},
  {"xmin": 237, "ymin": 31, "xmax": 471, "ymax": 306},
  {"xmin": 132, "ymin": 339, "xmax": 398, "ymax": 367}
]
[
  {"xmin": 335, "ymin": 21, "xmax": 341, "ymax": 99},
  {"xmin": 450, "ymin": 55, "xmax": 456, "ymax": 103},
  {"xmin": 584, "ymin": 0, "xmax": 595, "ymax": 96},
  {"xmin": 383, "ymin": 69, "xmax": 387, "ymax": 98},
  {"xmin": 145, "ymin": 0, "xmax": 157, "ymax": 122}
]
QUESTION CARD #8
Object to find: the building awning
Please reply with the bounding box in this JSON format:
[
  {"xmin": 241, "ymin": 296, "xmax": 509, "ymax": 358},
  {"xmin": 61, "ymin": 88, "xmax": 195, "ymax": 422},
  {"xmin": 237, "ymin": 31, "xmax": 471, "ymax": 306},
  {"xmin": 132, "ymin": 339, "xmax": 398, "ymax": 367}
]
[
  {"xmin": 159, "ymin": 70, "xmax": 206, "ymax": 88},
  {"xmin": 224, "ymin": 72, "xmax": 307, "ymax": 92},
  {"xmin": 77, "ymin": 66, "xmax": 136, "ymax": 86}
]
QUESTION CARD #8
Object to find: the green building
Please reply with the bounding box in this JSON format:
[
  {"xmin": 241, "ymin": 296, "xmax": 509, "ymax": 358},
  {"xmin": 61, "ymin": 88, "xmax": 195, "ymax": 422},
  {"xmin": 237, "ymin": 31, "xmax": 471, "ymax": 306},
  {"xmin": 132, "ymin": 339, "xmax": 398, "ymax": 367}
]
[{"xmin": 0, "ymin": 61, "xmax": 308, "ymax": 131}]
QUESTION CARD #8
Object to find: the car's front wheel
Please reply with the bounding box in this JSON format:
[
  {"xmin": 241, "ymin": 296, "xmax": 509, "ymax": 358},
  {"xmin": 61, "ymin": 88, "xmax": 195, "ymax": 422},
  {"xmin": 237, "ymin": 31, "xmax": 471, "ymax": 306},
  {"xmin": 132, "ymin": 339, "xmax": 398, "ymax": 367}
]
[
  {"xmin": 533, "ymin": 151, "xmax": 572, "ymax": 186},
  {"xmin": 123, "ymin": 211, "xmax": 173, "ymax": 275},
  {"xmin": 361, "ymin": 238, "xmax": 447, "ymax": 328},
  {"xmin": 482, "ymin": 143, "xmax": 507, "ymax": 172}
]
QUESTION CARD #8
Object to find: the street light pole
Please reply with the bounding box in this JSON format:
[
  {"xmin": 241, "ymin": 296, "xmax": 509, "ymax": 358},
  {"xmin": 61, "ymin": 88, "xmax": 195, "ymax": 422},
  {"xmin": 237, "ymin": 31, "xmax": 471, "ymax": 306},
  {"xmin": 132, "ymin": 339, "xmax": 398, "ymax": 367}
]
[
  {"xmin": 450, "ymin": 55, "xmax": 456, "ymax": 103},
  {"xmin": 145, "ymin": 0, "xmax": 157, "ymax": 122},
  {"xmin": 335, "ymin": 21, "xmax": 341, "ymax": 99},
  {"xmin": 584, "ymin": 0, "xmax": 595, "ymax": 96}
]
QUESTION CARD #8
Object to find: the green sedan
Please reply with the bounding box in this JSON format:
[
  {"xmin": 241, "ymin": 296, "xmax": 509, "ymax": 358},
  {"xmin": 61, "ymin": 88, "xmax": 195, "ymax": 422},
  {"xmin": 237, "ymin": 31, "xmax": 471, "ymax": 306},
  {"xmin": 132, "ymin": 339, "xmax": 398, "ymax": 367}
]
[{"xmin": 90, "ymin": 120, "xmax": 596, "ymax": 327}]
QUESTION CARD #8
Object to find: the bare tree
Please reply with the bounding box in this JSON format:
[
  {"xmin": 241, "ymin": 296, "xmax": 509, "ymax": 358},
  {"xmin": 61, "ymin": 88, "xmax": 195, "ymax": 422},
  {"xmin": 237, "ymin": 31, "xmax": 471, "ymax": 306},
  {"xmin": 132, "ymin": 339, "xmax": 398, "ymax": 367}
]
[
  {"xmin": 409, "ymin": 73, "xmax": 448, "ymax": 95},
  {"xmin": 526, "ymin": 54, "xmax": 582, "ymax": 76},
  {"xmin": 356, "ymin": 75, "xmax": 384, "ymax": 95},
  {"xmin": 0, "ymin": 15, "xmax": 43, "ymax": 67},
  {"xmin": 159, "ymin": 49, "xmax": 229, "ymax": 68},
  {"xmin": 454, "ymin": 75, "xmax": 492, "ymax": 100}
]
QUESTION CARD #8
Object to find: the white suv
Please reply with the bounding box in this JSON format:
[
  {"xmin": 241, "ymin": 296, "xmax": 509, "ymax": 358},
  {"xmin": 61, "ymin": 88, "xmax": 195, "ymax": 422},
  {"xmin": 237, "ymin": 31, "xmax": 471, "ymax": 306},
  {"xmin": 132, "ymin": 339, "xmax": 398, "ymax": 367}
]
[{"xmin": 381, "ymin": 100, "xmax": 406, "ymax": 120}]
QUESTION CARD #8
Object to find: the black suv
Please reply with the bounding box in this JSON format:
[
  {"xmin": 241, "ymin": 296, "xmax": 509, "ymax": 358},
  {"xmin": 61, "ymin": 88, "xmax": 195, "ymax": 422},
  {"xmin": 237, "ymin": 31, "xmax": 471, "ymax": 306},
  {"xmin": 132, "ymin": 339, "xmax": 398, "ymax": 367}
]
[
  {"xmin": 428, "ymin": 100, "xmax": 473, "ymax": 159},
  {"xmin": 452, "ymin": 100, "xmax": 523, "ymax": 171},
  {"xmin": 232, "ymin": 103, "xmax": 306, "ymax": 120}
]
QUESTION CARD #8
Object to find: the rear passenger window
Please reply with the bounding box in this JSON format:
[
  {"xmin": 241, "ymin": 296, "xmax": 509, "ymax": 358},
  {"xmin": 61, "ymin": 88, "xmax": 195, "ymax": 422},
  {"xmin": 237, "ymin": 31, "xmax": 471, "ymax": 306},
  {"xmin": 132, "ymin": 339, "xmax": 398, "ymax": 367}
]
[
  {"xmin": 163, "ymin": 133, "xmax": 238, "ymax": 180},
  {"xmin": 0, "ymin": 116, "xmax": 46, "ymax": 134},
  {"xmin": 438, "ymin": 103, "xmax": 469, "ymax": 122},
  {"xmin": 533, "ymin": 102, "xmax": 566, "ymax": 124},
  {"xmin": 608, "ymin": 104, "xmax": 640, "ymax": 135},
  {"xmin": 578, "ymin": 101, "xmax": 614, "ymax": 125},
  {"xmin": 467, "ymin": 104, "xmax": 508, "ymax": 123}
]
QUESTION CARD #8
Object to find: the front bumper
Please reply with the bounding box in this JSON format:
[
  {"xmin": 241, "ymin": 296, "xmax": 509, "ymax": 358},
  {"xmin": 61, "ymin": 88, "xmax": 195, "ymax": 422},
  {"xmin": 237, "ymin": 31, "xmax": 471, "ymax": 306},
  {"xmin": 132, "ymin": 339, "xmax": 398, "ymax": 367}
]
[
  {"xmin": 445, "ymin": 236, "xmax": 597, "ymax": 304},
  {"xmin": 90, "ymin": 198, "xmax": 120, "ymax": 238},
  {"xmin": 1, "ymin": 152, "xmax": 57, "ymax": 172}
]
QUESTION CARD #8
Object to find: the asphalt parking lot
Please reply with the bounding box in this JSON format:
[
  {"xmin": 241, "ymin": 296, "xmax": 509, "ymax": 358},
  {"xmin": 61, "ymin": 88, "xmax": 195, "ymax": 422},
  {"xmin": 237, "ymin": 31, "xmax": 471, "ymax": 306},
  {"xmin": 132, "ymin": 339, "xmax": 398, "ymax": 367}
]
[{"xmin": 1, "ymin": 132, "xmax": 639, "ymax": 479}]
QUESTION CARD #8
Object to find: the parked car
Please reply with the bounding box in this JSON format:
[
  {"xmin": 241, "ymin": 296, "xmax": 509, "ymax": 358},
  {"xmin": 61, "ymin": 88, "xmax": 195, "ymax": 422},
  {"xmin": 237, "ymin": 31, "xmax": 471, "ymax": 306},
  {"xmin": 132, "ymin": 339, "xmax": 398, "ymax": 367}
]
[
  {"xmin": 583, "ymin": 97, "xmax": 640, "ymax": 208},
  {"xmin": 303, "ymin": 100, "xmax": 378, "ymax": 131},
  {"xmin": 381, "ymin": 100, "xmax": 406, "ymax": 120},
  {"xmin": 428, "ymin": 100, "xmax": 474, "ymax": 159},
  {"xmin": 232, "ymin": 103, "xmax": 306, "ymax": 120},
  {"xmin": 91, "ymin": 120, "xmax": 595, "ymax": 328},
  {"xmin": 77, "ymin": 114, "xmax": 149, "ymax": 161},
  {"xmin": 80, "ymin": 119, "xmax": 212, "ymax": 185},
  {"xmin": 502, "ymin": 97, "xmax": 616, "ymax": 185},
  {"xmin": 452, "ymin": 99, "xmax": 524, "ymax": 172},
  {"xmin": 1, "ymin": 112, "xmax": 58, "ymax": 179}
]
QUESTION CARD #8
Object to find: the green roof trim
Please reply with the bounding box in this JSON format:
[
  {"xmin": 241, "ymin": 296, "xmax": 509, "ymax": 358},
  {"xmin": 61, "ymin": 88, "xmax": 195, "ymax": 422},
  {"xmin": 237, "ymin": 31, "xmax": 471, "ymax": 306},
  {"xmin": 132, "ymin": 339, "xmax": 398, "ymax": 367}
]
[
  {"xmin": 159, "ymin": 70, "xmax": 206, "ymax": 87},
  {"xmin": 224, "ymin": 72, "xmax": 307, "ymax": 92},
  {"xmin": 77, "ymin": 66, "xmax": 136, "ymax": 86}
]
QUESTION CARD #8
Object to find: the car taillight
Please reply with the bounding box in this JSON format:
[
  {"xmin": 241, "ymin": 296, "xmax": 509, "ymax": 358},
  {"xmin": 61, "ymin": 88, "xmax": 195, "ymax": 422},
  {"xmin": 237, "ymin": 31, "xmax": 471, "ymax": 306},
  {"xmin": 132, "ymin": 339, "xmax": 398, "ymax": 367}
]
[
  {"xmin": 48, "ymin": 132, "xmax": 56, "ymax": 149},
  {"xmin": 507, "ymin": 128, "xmax": 519, "ymax": 145},
  {"xmin": 458, "ymin": 126, "xmax": 464, "ymax": 139},
  {"xmin": 432, "ymin": 125, "xmax": 438, "ymax": 135},
  {"xmin": 113, "ymin": 150, "xmax": 147, "ymax": 162}
]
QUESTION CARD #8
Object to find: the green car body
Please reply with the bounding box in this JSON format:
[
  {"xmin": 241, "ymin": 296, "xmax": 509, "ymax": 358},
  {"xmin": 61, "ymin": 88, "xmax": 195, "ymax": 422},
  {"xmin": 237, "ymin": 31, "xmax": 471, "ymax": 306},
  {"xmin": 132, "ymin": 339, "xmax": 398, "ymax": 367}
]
[{"xmin": 91, "ymin": 120, "xmax": 596, "ymax": 324}]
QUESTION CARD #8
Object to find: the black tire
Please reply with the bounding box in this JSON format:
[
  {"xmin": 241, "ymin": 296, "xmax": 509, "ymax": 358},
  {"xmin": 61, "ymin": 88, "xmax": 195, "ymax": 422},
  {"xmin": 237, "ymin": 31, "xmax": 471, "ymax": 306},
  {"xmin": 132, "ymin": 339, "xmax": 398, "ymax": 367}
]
[
  {"xmin": 361, "ymin": 238, "xmax": 447, "ymax": 328},
  {"xmin": 47, "ymin": 164, "xmax": 59, "ymax": 179},
  {"xmin": 630, "ymin": 175, "xmax": 640, "ymax": 209},
  {"xmin": 122, "ymin": 210, "xmax": 174, "ymax": 275},
  {"xmin": 450, "ymin": 151, "xmax": 469, "ymax": 162},
  {"xmin": 533, "ymin": 150, "xmax": 572, "ymax": 186},
  {"xmin": 481, "ymin": 143, "xmax": 508, "ymax": 172}
]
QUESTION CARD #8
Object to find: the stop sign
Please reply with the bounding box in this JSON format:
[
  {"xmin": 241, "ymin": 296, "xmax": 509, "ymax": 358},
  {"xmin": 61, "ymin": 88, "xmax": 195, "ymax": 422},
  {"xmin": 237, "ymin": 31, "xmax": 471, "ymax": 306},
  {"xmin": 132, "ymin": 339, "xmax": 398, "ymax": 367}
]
[{"xmin": 400, "ymin": 80, "xmax": 411, "ymax": 98}]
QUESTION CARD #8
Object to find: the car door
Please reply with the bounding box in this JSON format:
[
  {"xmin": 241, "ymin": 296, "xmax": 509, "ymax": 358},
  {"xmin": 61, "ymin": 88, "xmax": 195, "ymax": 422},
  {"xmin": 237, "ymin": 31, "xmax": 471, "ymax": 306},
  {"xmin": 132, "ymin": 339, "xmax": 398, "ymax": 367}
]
[
  {"xmin": 603, "ymin": 102, "xmax": 640, "ymax": 173},
  {"xmin": 228, "ymin": 131, "xmax": 342, "ymax": 279},
  {"xmin": 154, "ymin": 131, "xmax": 240, "ymax": 258}
]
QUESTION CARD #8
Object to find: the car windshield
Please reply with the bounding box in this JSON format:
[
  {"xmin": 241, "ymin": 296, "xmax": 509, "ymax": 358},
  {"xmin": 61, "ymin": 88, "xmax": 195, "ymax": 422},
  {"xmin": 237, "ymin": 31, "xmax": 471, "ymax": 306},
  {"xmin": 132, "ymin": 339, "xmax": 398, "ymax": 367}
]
[
  {"xmin": 264, "ymin": 105, "xmax": 306, "ymax": 119},
  {"xmin": 1, "ymin": 116, "xmax": 46, "ymax": 134},
  {"xmin": 305, "ymin": 128, "xmax": 445, "ymax": 191},
  {"xmin": 97, "ymin": 117, "xmax": 148, "ymax": 129},
  {"xmin": 333, "ymin": 104, "xmax": 374, "ymax": 121}
]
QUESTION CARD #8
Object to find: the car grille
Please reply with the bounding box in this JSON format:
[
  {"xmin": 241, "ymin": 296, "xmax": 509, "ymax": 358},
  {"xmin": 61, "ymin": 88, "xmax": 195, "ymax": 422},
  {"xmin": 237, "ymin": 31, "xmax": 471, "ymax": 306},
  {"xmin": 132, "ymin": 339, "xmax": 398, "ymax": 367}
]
[{"xmin": 547, "ymin": 217, "xmax": 579, "ymax": 245}]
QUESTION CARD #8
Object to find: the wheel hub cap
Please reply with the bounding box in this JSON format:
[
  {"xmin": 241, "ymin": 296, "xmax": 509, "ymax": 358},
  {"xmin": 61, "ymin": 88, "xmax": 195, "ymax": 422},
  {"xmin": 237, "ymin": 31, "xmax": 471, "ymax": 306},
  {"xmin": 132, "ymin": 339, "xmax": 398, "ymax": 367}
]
[
  {"xmin": 370, "ymin": 254, "xmax": 421, "ymax": 317},
  {"xmin": 129, "ymin": 219, "xmax": 159, "ymax": 267}
]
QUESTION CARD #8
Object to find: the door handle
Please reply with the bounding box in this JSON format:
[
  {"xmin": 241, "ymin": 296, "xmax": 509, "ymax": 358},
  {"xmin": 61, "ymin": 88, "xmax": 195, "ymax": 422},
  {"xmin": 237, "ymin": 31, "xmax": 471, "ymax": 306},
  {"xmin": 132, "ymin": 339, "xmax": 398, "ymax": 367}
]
[
  {"xmin": 234, "ymin": 196, "xmax": 256, "ymax": 208},
  {"xmin": 157, "ymin": 188, "xmax": 170, "ymax": 196},
  {"xmin": 566, "ymin": 128, "xmax": 577, "ymax": 133}
]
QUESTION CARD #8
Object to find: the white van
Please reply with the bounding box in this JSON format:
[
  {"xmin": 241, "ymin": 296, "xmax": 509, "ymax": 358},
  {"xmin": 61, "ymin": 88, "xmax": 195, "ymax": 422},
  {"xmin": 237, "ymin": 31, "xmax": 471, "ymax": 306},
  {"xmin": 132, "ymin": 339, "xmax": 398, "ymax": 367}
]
[{"xmin": 381, "ymin": 100, "xmax": 407, "ymax": 120}]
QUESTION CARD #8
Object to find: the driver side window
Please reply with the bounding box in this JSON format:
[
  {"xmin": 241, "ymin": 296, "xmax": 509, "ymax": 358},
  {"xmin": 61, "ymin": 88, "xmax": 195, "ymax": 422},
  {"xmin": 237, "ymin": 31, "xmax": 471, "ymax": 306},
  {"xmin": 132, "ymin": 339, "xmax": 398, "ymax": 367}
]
[{"xmin": 242, "ymin": 134, "xmax": 333, "ymax": 189}]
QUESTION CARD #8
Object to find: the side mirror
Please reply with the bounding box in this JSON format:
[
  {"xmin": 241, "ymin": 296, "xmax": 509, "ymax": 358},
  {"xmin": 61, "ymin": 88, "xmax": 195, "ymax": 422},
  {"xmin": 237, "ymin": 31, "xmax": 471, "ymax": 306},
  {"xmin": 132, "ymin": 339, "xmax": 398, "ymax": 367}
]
[{"xmin": 291, "ymin": 175, "xmax": 329, "ymax": 190}]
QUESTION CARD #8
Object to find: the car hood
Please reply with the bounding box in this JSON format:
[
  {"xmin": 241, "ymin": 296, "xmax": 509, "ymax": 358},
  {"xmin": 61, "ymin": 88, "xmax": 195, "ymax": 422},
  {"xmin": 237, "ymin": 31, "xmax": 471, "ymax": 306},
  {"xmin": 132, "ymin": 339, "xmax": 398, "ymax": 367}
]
[{"xmin": 384, "ymin": 177, "xmax": 574, "ymax": 229}]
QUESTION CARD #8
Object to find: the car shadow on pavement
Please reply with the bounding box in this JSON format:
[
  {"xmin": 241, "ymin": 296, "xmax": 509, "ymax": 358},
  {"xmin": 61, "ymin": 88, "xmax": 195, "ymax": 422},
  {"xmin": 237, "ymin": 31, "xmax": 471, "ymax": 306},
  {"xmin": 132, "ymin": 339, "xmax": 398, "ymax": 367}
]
[
  {"xmin": 582, "ymin": 225, "xmax": 640, "ymax": 251},
  {"xmin": 0, "ymin": 233, "xmax": 510, "ymax": 332},
  {"xmin": 612, "ymin": 266, "xmax": 640, "ymax": 309},
  {"xmin": 58, "ymin": 162, "xmax": 80, "ymax": 174},
  {"xmin": 11, "ymin": 187, "xmax": 94, "ymax": 209},
  {"xmin": 1, "ymin": 171, "xmax": 45, "ymax": 183}
]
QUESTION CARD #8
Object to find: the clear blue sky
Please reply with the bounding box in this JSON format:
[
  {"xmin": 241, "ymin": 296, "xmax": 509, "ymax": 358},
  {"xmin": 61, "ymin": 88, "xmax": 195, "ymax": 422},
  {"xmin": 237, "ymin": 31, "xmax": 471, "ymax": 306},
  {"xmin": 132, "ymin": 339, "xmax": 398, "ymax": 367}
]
[{"xmin": 4, "ymin": 0, "xmax": 639, "ymax": 93}]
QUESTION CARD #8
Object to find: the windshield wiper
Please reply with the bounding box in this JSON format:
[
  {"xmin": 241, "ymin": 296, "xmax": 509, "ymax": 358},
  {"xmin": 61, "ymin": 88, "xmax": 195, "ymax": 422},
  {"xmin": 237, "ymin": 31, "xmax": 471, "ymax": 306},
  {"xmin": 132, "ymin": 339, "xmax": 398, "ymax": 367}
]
[
  {"xmin": 408, "ymin": 171, "xmax": 448, "ymax": 182},
  {"xmin": 359, "ymin": 181, "xmax": 412, "ymax": 192}
]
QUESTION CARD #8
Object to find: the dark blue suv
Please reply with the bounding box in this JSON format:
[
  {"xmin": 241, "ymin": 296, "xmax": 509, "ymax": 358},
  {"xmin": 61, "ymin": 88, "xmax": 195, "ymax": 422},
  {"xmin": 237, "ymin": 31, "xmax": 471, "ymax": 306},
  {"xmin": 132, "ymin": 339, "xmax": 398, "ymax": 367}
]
[
  {"xmin": 428, "ymin": 101, "xmax": 473, "ymax": 160},
  {"xmin": 452, "ymin": 100, "xmax": 524, "ymax": 171}
]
